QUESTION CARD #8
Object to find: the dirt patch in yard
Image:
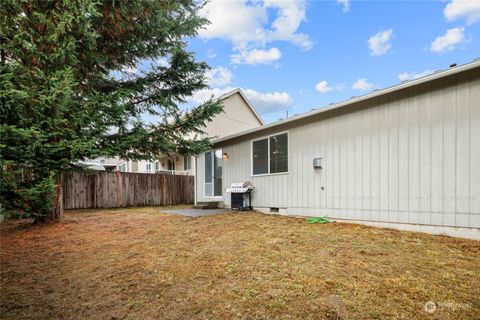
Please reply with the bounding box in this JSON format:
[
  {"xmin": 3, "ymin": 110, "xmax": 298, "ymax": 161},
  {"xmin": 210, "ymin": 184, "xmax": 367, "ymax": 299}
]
[{"xmin": 1, "ymin": 207, "xmax": 479, "ymax": 319}]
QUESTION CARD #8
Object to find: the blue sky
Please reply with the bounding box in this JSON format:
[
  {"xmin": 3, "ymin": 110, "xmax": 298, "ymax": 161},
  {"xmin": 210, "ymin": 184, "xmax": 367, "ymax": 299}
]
[{"xmin": 182, "ymin": 0, "xmax": 480, "ymax": 123}]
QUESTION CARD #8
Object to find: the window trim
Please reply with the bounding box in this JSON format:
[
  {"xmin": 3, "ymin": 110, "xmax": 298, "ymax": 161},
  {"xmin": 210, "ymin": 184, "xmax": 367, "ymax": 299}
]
[
  {"xmin": 204, "ymin": 151, "xmax": 214, "ymax": 197},
  {"xmin": 204, "ymin": 149, "xmax": 223, "ymax": 199},
  {"xmin": 184, "ymin": 156, "xmax": 191, "ymax": 170},
  {"xmin": 118, "ymin": 163, "xmax": 127, "ymax": 172},
  {"xmin": 251, "ymin": 137, "xmax": 269, "ymax": 175},
  {"xmin": 251, "ymin": 131, "xmax": 289, "ymax": 177}
]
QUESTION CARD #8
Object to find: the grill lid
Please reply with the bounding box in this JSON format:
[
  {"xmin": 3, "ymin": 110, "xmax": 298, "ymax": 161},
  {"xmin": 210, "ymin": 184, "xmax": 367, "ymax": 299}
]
[{"xmin": 226, "ymin": 181, "xmax": 254, "ymax": 193}]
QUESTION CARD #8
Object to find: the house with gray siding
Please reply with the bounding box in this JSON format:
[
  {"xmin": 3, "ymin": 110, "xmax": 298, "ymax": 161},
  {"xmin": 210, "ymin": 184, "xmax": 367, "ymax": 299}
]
[
  {"xmin": 92, "ymin": 89, "xmax": 263, "ymax": 175},
  {"xmin": 195, "ymin": 60, "xmax": 480, "ymax": 240}
]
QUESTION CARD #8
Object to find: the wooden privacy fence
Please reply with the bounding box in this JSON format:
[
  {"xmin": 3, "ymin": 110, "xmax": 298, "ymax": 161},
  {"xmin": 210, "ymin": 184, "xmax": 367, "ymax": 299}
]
[{"xmin": 62, "ymin": 172, "xmax": 194, "ymax": 209}]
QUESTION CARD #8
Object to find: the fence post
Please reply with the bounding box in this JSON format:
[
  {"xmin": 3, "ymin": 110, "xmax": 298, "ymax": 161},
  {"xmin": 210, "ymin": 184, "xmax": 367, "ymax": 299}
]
[{"xmin": 115, "ymin": 171, "xmax": 121, "ymax": 208}]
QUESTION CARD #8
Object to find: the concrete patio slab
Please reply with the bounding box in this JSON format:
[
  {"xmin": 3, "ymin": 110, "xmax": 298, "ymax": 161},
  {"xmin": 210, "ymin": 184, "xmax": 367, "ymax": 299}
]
[{"xmin": 160, "ymin": 208, "xmax": 229, "ymax": 217}]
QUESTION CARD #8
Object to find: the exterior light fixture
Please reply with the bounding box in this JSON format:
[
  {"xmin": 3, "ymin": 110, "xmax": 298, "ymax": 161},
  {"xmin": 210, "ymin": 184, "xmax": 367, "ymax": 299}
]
[{"xmin": 223, "ymin": 152, "xmax": 229, "ymax": 160}]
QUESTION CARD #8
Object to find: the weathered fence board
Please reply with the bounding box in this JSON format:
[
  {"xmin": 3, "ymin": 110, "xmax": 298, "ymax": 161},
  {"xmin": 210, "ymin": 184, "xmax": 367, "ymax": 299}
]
[{"xmin": 62, "ymin": 172, "xmax": 194, "ymax": 209}]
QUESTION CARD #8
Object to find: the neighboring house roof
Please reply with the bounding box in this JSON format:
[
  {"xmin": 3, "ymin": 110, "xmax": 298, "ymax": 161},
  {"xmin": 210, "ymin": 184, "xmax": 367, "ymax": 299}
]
[
  {"xmin": 94, "ymin": 89, "xmax": 264, "ymax": 169},
  {"xmin": 213, "ymin": 58, "xmax": 480, "ymax": 144},
  {"xmin": 217, "ymin": 88, "xmax": 264, "ymax": 125}
]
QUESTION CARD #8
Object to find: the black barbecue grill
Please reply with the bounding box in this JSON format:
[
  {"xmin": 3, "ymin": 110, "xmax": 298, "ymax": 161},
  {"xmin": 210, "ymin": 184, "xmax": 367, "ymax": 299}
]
[{"xmin": 226, "ymin": 182, "xmax": 254, "ymax": 211}]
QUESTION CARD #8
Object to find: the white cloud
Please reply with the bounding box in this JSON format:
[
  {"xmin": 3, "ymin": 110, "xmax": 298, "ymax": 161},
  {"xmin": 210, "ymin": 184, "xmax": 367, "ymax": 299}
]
[
  {"xmin": 199, "ymin": 0, "xmax": 266, "ymax": 47},
  {"xmin": 153, "ymin": 57, "xmax": 169, "ymax": 67},
  {"xmin": 206, "ymin": 49, "xmax": 217, "ymax": 59},
  {"xmin": 264, "ymin": 0, "xmax": 313, "ymax": 50},
  {"xmin": 430, "ymin": 27, "xmax": 466, "ymax": 53},
  {"xmin": 398, "ymin": 70, "xmax": 434, "ymax": 81},
  {"xmin": 190, "ymin": 86, "xmax": 293, "ymax": 115},
  {"xmin": 352, "ymin": 78, "xmax": 374, "ymax": 91},
  {"xmin": 368, "ymin": 29, "xmax": 393, "ymax": 56},
  {"xmin": 315, "ymin": 80, "xmax": 333, "ymax": 93},
  {"xmin": 205, "ymin": 67, "xmax": 233, "ymax": 86},
  {"xmin": 243, "ymin": 88, "xmax": 294, "ymax": 114},
  {"xmin": 231, "ymin": 48, "xmax": 281, "ymax": 65},
  {"xmin": 337, "ymin": 0, "xmax": 350, "ymax": 13},
  {"xmin": 444, "ymin": 0, "xmax": 480, "ymax": 24},
  {"xmin": 121, "ymin": 65, "xmax": 138, "ymax": 74},
  {"xmin": 199, "ymin": 0, "xmax": 312, "ymax": 64},
  {"xmin": 190, "ymin": 87, "xmax": 233, "ymax": 105}
]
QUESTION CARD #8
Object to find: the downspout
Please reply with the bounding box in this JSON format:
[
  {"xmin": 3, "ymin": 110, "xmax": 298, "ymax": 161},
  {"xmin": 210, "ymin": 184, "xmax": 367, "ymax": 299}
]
[{"xmin": 194, "ymin": 155, "xmax": 197, "ymax": 205}]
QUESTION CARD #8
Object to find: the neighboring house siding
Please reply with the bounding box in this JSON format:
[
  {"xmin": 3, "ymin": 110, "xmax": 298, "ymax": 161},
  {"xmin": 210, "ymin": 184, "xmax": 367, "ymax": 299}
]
[
  {"xmin": 202, "ymin": 93, "xmax": 263, "ymax": 138},
  {"xmin": 99, "ymin": 90, "xmax": 263, "ymax": 173},
  {"xmin": 197, "ymin": 67, "xmax": 480, "ymax": 231}
]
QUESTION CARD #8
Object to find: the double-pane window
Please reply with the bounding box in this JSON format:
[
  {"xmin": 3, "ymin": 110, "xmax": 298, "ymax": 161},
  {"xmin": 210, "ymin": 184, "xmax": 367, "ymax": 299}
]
[{"xmin": 252, "ymin": 132, "xmax": 288, "ymax": 175}]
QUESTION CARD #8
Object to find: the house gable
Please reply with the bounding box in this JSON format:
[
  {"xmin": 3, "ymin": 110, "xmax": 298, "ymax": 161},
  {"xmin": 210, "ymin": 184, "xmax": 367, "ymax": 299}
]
[{"xmin": 202, "ymin": 90, "xmax": 263, "ymax": 138}]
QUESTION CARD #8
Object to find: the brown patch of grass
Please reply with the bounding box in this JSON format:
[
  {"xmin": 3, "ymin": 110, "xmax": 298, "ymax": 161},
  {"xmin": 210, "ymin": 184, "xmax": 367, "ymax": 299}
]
[{"xmin": 1, "ymin": 207, "xmax": 479, "ymax": 319}]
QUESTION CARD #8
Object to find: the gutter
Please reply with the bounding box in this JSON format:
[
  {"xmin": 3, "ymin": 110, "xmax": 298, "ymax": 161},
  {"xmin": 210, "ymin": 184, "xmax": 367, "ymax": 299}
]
[
  {"xmin": 213, "ymin": 58, "xmax": 480, "ymax": 144},
  {"xmin": 194, "ymin": 155, "xmax": 197, "ymax": 205}
]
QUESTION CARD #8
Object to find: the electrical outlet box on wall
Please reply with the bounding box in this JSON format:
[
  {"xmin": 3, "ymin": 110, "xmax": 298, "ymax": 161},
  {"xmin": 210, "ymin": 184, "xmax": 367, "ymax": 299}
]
[{"xmin": 313, "ymin": 157, "xmax": 323, "ymax": 169}]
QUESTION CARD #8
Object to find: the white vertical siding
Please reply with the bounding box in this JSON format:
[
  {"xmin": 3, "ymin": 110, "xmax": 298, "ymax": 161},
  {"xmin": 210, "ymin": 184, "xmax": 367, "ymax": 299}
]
[
  {"xmin": 378, "ymin": 98, "xmax": 390, "ymax": 222},
  {"xmin": 443, "ymin": 79, "xmax": 457, "ymax": 226},
  {"xmin": 455, "ymin": 73, "xmax": 470, "ymax": 227},
  {"xmin": 408, "ymin": 88, "xmax": 420, "ymax": 224},
  {"xmin": 430, "ymin": 82, "xmax": 444, "ymax": 224},
  {"xmin": 196, "ymin": 69, "xmax": 480, "ymax": 229},
  {"xmin": 418, "ymin": 87, "xmax": 431, "ymax": 224},
  {"xmin": 388, "ymin": 97, "xmax": 399, "ymax": 223},
  {"xmin": 370, "ymin": 105, "xmax": 380, "ymax": 221},
  {"xmin": 469, "ymin": 73, "xmax": 480, "ymax": 228}
]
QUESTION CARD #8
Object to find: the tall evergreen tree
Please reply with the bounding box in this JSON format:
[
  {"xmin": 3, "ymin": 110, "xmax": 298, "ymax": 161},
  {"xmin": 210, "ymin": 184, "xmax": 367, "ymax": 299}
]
[{"xmin": 0, "ymin": 0, "xmax": 223, "ymax": 221}]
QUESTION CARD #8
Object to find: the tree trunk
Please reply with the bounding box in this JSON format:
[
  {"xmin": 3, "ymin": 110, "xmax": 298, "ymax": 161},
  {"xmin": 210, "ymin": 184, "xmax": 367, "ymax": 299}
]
[{"xmin": 47, "ymin": 173, "xmax": 64, "ymax": 220}]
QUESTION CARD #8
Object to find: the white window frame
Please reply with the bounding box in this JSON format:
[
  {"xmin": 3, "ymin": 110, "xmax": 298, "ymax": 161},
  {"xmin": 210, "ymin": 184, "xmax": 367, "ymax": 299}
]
[
  {"xmin": 251, "ymin": 131, "xmax": 289, "ymax": 177},
  {"xmin": 118, "ymin": 163, "xmax": 127, "ymax": 172},
  {"xmin": 184, "ymin": 156, "xmax": 192, "ymax": 170},
  {"xmin": 167, "ymin": 159, "xmax": 175, "ymax": 171},
  {"xmin": 204, "ymin": 149, "xmax": 223, "ymax": 199}
]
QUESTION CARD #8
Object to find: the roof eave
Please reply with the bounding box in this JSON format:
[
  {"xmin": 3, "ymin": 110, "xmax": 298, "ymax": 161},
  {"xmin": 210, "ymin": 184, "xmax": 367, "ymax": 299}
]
[
  {"xmin": 217, "ymin": 88, "xmax": 265, "ymax": 125},
  {"xmin": 213, "ymin": 59, "xmax": 480, "ymax": 144}
]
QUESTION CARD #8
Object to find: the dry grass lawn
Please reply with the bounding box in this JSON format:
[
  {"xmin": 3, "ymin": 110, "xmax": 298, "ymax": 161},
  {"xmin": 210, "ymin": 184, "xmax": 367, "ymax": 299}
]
[{"xmin": 1, "ymin": 207, "xmax": 479, "ymax": 319}]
